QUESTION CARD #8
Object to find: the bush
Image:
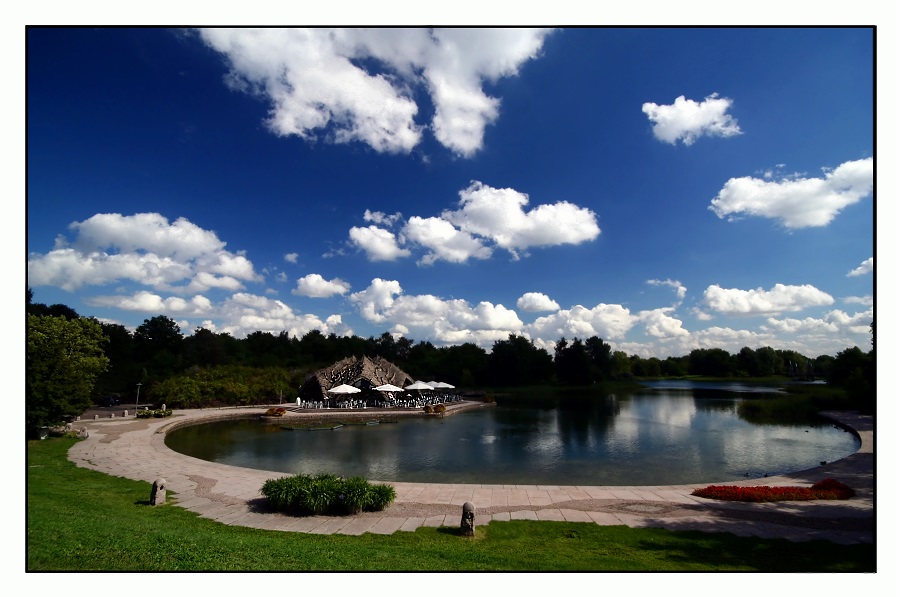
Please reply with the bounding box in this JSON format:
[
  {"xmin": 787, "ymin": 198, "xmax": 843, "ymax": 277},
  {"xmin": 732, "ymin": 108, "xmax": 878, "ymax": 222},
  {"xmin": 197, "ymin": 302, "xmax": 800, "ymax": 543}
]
[
  {"xmin": 261, "ymin": 473, "xmax": 396, "ymax": 515},
  {"xmin": 423, "ymin": 404, "xmax": 434, "ymax": 413},
  {"xmin": 264, "ymin": 407, "xmax": 287, "ymax": 417},
  {"xmin": 366, "ymin": 483, "xmax": 397, "ymax": 511},
  {"xmin": 433, "ymin": 403, "xmax": 446, "ymax": 414}
]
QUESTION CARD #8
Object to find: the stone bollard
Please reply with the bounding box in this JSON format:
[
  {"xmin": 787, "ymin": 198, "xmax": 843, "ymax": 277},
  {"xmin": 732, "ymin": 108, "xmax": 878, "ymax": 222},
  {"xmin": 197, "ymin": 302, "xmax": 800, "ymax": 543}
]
[
  {"xmin": 110, "ymin": 413, "xmax": 115, "ymax": 418},
  {"xmin": 460, "ymin": 501, "xmax": 475, "ymax": 537},
  {"xmin": 150, "ymin": 478, "xmax": 167, "ymax": 506},
  {"xmin": 124, "ymin": 410, "xmax": 128, "ymax": 416},
  {"xmin": 94, "ymin": 414, "xmax": 99, "ymax": 420},
  {"xmin": 161, "ymin": 404, "xmax": 166, "ymax": 411}
]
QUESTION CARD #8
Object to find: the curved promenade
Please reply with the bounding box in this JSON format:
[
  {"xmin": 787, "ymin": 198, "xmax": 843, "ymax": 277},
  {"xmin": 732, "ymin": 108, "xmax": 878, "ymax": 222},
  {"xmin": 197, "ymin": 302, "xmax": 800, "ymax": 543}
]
[{"xmin": 66, "ymin": 403, "xmax": 873, "ymax": 544}]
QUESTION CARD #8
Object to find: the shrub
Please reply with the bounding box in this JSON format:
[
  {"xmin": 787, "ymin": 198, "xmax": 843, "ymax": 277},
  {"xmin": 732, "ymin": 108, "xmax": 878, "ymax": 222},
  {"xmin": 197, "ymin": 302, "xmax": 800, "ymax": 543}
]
[
  {"xmin": 339, "ymin": 476, "xmax": 372, "ymax": 514},
  {"xmin": 433, "ymin": 403, "xmax": 446, "ymax": 414},
  {"xmin": 366, "ymin": 483, "xmax": 397, "ymax": 511},
  {"xmin": 264, "ymin": 407, "xmax": 287, "ymax": 417},
  {"xmin": 261, "ymin": 473, "xmax": 397, "ymax": 515},
  {"xmin": 423, "ymin": 404, "xmax": 434, "ymax": 413},
  {"xmin": 691, "ymin": 478, "xmax": 855, "ymax": 502}
]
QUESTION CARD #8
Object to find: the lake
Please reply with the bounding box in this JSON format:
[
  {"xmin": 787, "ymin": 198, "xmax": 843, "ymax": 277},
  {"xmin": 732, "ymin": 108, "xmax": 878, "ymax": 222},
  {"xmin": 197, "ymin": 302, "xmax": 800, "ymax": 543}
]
[{"xmin": 164, "ymin": 383, "xmax": 860, "ymax": 486}]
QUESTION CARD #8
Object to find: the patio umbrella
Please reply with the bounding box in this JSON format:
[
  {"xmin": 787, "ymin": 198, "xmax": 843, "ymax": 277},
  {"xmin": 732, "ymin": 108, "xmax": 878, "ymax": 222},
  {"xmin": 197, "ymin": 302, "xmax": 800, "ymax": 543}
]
[
  {"xmin": 428, "ymin": 381, "xmax": 455, "ymax": 389},
  {"xmin": 327, "ymin": 383, "xmax": 362, "ymax": 394},
  {"xmin": 405, "ymin": 381, "xmax": 434, "ymax": 391},
  {"xmin": 373, "ymin": 383, "xmax": 405, "ymax": 392}
]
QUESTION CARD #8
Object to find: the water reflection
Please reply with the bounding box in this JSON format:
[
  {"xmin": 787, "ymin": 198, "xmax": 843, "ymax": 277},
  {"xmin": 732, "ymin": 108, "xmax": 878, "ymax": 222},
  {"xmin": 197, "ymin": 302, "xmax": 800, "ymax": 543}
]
[{"xmin": 165, "ymin": 385, "xmax": 859, "ymax": 486}]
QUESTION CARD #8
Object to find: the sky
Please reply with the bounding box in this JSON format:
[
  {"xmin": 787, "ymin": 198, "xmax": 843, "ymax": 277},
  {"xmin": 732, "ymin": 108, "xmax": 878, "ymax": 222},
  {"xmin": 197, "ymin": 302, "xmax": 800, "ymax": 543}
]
[{"xmin": 24, "ymin": 25, "xmax": 880, "ymax": 360}]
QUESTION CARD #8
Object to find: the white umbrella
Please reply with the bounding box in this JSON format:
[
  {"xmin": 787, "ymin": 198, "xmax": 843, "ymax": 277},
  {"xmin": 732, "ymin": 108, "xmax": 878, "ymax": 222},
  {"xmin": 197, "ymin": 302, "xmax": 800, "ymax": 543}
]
[
  {"xmin": 429, "ymin": 381, "xmax": 455, "ymax": 389},
  {"xmin": 326, "ymin": 383, "xmax": 362, "ymax": 409},
  {"xmin": 374, "ymin": 383, "xmax": 404, "ymax": 392},
  {"xmin": 405, "ymin": 381, "xmax": 434, "ymax": 391},
  {"xmin": 327, "ymin": 383, "xmax": 361, "ymax": 394}
]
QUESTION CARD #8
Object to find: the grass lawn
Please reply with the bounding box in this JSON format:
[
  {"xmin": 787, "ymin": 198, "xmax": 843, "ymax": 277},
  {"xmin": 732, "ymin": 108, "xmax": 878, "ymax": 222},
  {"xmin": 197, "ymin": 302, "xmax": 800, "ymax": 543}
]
[{"xmin": 27, "ymin": 437, "xmax": 875, "ymax": 572}]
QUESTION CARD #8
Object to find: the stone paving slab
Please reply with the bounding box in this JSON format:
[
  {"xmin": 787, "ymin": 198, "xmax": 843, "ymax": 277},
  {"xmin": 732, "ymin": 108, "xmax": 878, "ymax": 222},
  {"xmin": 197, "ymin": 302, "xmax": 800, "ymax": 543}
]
[{"xmin": 63, "ymin": 406, "xmax": 874, "ymax": 545}]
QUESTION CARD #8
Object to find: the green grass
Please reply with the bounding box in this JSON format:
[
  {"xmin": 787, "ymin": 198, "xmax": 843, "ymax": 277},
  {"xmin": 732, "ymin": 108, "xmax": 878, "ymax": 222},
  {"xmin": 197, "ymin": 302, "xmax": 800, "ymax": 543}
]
[{"xmin": 27, "ymin": 437, "xmax": 874, "ymax": 571}]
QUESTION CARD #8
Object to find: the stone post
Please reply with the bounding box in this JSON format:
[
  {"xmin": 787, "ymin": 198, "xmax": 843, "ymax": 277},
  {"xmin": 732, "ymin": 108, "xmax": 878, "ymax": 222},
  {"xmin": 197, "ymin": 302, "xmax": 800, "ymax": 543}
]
[
  {"xmin": 460, "ymin": 501, "xmax": 475, "ymax": 536},
  {"xmin": 150, "ymin": 478, "xmax": 167, "ymax": 505}
]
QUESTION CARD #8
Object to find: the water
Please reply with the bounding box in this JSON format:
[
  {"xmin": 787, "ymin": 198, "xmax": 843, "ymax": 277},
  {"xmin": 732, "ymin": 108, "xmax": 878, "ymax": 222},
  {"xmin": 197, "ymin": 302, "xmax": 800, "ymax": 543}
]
[{"xmin": 165, "ymin": 385, "xmax": 860, "ymax": 486}]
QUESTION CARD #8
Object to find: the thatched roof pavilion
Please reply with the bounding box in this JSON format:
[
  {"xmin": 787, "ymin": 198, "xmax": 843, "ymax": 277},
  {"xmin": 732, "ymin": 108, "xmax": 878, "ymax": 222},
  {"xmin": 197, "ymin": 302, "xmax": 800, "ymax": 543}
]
[{"xmin": 299, "ymin": 355, "xmax": 414, "ymax": 401}]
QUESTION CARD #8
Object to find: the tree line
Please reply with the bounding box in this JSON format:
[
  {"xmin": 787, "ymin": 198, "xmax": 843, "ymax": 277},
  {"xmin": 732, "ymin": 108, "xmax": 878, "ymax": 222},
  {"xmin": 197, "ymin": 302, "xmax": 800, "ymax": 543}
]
[{"xmin": 26, "ymin": 288, "xmax": 874, "ymax": 428}]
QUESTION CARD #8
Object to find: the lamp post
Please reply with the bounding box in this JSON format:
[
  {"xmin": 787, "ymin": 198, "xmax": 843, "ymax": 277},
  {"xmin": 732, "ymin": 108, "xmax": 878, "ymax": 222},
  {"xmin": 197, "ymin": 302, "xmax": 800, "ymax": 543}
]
[{"xmin": 135, "ymin": 382, "xmax": 142, "ymax": 411}]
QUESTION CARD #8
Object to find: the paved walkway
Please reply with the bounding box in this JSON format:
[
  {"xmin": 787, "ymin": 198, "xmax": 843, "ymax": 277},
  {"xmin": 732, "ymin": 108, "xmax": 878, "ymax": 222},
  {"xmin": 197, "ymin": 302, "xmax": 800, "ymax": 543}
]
[{"xmin": 66, "ymin": 404, "xmax": 874, "ymax": 544}]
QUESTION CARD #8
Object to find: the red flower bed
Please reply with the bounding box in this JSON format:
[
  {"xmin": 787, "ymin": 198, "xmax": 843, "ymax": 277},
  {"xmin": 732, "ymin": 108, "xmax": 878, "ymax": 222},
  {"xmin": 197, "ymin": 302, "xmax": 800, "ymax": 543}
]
[{"xmin": 691, "ymin": 478, "xmax": 855, "ymax": 502}]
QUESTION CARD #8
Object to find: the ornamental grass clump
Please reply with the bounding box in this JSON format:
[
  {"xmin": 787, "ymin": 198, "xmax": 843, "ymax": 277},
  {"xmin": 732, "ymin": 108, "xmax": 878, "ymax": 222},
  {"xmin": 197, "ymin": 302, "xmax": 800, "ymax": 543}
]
[
  {"xmin": 691, "ymin": 478, "xmax": 855, "ymax": 502},
  {"xmin": 261, "ymin": 473, "xmax": 397, "ymax": 515}
]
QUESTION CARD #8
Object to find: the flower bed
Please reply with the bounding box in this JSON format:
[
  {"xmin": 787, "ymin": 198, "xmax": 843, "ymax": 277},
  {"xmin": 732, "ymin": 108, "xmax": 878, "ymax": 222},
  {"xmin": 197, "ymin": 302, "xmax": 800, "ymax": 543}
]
[{"xmin": 691, "ymin": 478, "xmax": 855, "ymax": 502}]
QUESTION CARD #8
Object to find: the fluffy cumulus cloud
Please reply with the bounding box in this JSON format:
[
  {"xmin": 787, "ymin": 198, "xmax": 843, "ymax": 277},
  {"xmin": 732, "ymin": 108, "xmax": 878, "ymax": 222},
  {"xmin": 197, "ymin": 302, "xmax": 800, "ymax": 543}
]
[
  {"xmin": 638, "ymin": 308, "xmax": 690, "ymax": 338},
  {"xmin": 642, "ymin": 93, "xmax": 742, "ymax": 145},
  {"xmin": 516, "ymin": 292, "xmax": 560, "ymax": 312},
  {"xmin": 349, "ymin": 278, "xmax": 524, "ymax": 344},
  {"xmin": 403, "ymin": 216, "xmax": 492, "ymax": 265},
  {"xmin": 526, "ymin": 303, "xmax": 639, "ymax": 341},
  {"xmin": 27, "ymin": 213, "xmax": 261, "ymax": 292},
  {"xmin": 847, "ymin": 257, "xmax": 873, "ymax": 277},
  {"xmin": 348, "ymin": 225, "xmax": 411, "ymax": 261},
  {"xmin": 442, "ymin": 181, "xmax": 601, "ymax": 259},
  {"xmin": 349, "ymin": 181, "xmax": 600, "ymax": 263},
  {"xmin": 293, "ymin": 273, "xmax": 351, "ymax": 298},
  {"xmin": 702, "ymin": 283, "xmax": 834, "ymax": 316},
  {"xmin": 215, "ymin": 293, "xmax": 350, "ymax": 339},
  {"xmin": 197, "ymin": 28, "xmax": 554, "ymax": 157},
  {"xmin": 87, "ymin": 290, "xmax": 214, "ymax": 315},
  {"xmin": 709, "ymin": 158, "xmax": 873, "ymax": 228},
  {"xmin": 284, "ymin": 252, "xmax": 299, "ymax": 263}
]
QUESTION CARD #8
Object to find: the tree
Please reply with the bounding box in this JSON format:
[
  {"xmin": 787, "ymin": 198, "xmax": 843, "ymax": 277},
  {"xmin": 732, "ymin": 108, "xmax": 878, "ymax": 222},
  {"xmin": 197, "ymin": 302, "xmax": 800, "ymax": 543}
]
[
  {"xmin": 488, "ymin": 335, "xmax": 554, "ymax": 386},
  {"xmin": 27, "ymin": 314, "xmax": 109, "ymax": 433},
  {"xmin": 133, "ymin": 315, "xmax": 183, "ymax": 377}
]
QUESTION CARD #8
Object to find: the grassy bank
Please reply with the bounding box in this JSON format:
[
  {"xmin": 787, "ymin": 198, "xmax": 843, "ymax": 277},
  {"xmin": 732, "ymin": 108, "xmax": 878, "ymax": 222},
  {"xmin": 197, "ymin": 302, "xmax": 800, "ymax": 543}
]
[{"xmin": 27, "ymin": 437, "xmax": 874, "ymax": 572}]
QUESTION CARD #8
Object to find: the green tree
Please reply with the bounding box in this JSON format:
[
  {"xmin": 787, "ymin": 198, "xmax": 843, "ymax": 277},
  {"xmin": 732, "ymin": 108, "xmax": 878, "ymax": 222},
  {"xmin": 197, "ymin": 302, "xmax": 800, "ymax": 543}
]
[{"xmin": 27, "ymin": 314, "xmax": 109, "ymax": 433}]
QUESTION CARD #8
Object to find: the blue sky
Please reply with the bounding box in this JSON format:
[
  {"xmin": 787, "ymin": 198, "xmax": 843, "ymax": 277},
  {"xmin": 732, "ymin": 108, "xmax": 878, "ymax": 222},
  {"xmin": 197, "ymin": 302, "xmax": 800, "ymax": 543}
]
[{"xmin": 25, "ymin": 26, "xmax": 878, "ymax": 359}]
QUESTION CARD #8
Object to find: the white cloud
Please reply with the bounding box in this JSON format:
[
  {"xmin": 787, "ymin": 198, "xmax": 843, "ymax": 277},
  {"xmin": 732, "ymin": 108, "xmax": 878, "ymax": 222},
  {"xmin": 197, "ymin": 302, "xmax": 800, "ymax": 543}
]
[
  {"xmin": 27, "ymin": 213, "xmax": 260, "ymax": 292},
  {"xmin": 87, "ymin": 291, "xmax": 214, "ymax": 315},
  {"xmin": 709, "ymin": 157, "xmax": 873, "ymax": 228},
  {"xmin": 348, "ymin": 225, "xmax": 412, "ymax": 261},
  {"xmin": 527, "ymin": 303, "xmax": 638, "ymax": 340},
  {"xmin": 216, "ymin": 292, "xmax": 350, "ymax": 339},
  {"xmin": 364, "ymin": 210, "xmax": 402, "ymax": 226},
  {"xmin": 642, "ymin": 93, "xmax": 741, "ymax": 145},
  {"xmin": 443, "ymin": 181, "xmax": 601, "ymax": 258},
  {"xmin": 702, "ymin": 283, "xmax": 834, "ymax": 316},
  {"xmin": 847, "ymin": 257, "xmax": 873, "ymax": 277},
  {"xmin": 284, "ymin": 252, "xmax": 299, "ymax": 263},
  {"xmin": 293, "ymin": 273, "xmax": 351, "ymax": 298},
  {"xmin": 646, "ymin": 278, "xmax": 687, "ymax": 301},
  {"xmin": 843, "ymin": 295, "xmax": 873, "ymax": 306},
  {"xmin": 638, "ymin": 308, "xmax": 690, "ymax": 338},
  {"xmin": 348, "ymin": 278, "xmax": 524, "ymax": 345},
  {"xmin": 347, "ymin": 182, "xmax": 599, "ymax": 264},
  {"xmin": 197, "ymin": 28, "xmax": 553, "ymax": 157},
  {"xmin": 403, "ymin": 216, "xmax": 492, "ymax": 265},
  {"xmin": 517, "ymin": 292, "xmax": 560, "ymax": 312}
]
